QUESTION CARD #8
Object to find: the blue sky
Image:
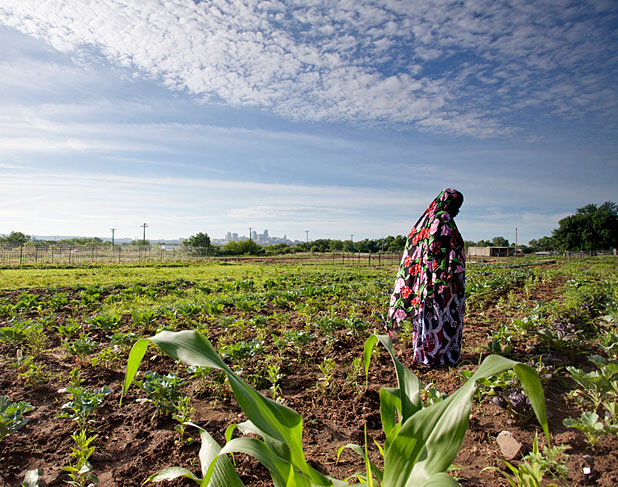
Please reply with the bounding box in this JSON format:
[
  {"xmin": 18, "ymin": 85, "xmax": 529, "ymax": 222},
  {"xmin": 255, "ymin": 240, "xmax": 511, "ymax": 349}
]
[{"xmin": 0, "ymin": 0, "xmax": 617, "ymax": 244}]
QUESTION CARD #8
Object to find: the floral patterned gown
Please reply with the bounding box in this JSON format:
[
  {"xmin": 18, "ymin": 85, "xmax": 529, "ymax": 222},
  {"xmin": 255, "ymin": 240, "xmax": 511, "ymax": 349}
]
[{"xmin": 387, "ymin": 188, "xmax": 466, "ymax": 367}]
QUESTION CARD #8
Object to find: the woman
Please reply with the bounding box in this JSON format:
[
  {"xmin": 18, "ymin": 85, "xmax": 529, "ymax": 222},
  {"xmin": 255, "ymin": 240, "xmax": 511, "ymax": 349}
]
[{"xmin": 387, "ymin": 188, "xmax": 465, "ymax": 367}]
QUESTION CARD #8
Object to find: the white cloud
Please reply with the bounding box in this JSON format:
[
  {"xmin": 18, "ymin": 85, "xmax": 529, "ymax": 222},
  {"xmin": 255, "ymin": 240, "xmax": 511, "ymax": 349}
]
[{"xmin": 1, "ymin": 0, "xmax": 616, "ymax": 137}]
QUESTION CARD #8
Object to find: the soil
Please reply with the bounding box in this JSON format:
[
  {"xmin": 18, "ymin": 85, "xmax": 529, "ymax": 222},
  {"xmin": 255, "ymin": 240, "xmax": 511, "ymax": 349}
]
[{"xmin": 1, "ymin": 268, "xmax": 617, "ymax": 487}]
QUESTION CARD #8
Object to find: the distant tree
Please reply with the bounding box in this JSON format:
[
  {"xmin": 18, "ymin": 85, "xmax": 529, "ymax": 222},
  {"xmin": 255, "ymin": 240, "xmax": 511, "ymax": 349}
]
[
  {"xmin": 552, "ymin": 202, "xmax": 618, "ymax": 251},
  {"xmin": 383, "ymin": 235, "xmax": 407, "ymax": 253},
  {"xmin": 263, "ymin": 243, "xmax": 293, "ymax": 255},
  {"xmin": 221, "ymin": 239, "xmax": 263, "ymax": 256},
  {"xmin": 183, "ymin": 232, "xmax": 211, "ymax": 248},
  {"xmin": 528, "ymin": 236, "xmax": 556, "ymax": 252},
  {"xmin": 328, "ymin": 240, "xmax": 344, "ymax": 251},
  {"xmin": 491, "ymin": 236, "xmax": 510, "ymax": 247},
  {"xmin": 0, "ymin": 231, "xmax": 31, "ymax": 246},
  {"xmin": 129, "ymin": 239, "xmax": 151, "ymax": 247},
  {"xmin": 475, "ymin": 239, "xmax": 491, "ymax": 247}
]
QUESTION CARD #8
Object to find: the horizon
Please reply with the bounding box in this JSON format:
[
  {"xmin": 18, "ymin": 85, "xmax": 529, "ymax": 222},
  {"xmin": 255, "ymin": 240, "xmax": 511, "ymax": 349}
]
[{"xmin": 1, "ymin": 1, "xmax": 617, "ymax": 246}]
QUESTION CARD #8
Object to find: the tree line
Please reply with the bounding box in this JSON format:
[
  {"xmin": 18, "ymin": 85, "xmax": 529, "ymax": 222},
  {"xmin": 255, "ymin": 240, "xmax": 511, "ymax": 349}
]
[{"xmin": 2, "ymin": 201, "xmax": 616, "ymax": 256}]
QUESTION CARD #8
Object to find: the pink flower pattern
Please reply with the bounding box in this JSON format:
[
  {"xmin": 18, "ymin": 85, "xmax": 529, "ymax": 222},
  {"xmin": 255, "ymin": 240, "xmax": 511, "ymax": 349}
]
[{"xmin": 386, "ymin": 188, "xmax": 466, "ymax": 367}]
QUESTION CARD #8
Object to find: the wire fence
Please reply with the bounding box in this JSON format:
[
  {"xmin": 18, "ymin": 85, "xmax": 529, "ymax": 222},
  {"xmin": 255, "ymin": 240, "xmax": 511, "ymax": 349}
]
[
  {"xmin": 2, "ymin": 243, "xmax": 613, "ymax": 267},
  {"xmin": 0, "ymin": 244, "xmax": 404, "ymax": 267}
]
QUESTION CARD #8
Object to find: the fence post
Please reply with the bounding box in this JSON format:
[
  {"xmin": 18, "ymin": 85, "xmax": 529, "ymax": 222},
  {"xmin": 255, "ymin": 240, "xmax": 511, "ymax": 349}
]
[{"xmin": 19, "ymin": 246, "xmax": 23, "ymax": 265}]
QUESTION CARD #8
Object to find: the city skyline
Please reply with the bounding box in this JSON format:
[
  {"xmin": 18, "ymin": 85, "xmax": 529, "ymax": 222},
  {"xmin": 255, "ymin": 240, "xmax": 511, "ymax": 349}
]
[{"xmin": 1, "ymin": 1, "xmax": 616, "ymax": 245}]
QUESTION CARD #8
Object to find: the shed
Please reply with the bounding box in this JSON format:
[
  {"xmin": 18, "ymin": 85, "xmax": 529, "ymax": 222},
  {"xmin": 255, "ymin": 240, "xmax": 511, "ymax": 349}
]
[{"xmin": 468, "ymin": 246, "xmax": 514, "ymax": 257}]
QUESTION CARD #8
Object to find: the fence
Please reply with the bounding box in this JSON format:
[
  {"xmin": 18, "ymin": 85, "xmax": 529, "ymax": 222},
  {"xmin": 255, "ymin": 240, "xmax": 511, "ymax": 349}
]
[{"xmin": 0, "ymin": 244, "xmax": 403, "ymax": 267}]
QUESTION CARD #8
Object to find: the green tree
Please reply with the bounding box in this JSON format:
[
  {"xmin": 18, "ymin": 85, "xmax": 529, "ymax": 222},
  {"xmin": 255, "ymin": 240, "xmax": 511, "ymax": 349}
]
[
  {"xmin": 129, "ymin": 239, "xmax": 151, "ymax": 247},
  {"xmin": 553, "ymin": 202, "xmax": 618, "ymax": 251},
  {"xmin": 528, "ymin": 236, "xmax": 556, "ymax": 252},
  {"xmin": 221, "ymin": 239, "xmax": 263, "ymax": 256},
  {"xmin": 491, "ymin": 236, "xmax": 510, "ymax": 247},
  {"xmin": 183, "ymin": 232, "xmax": 211, "ymax": 248},
  {"xmin": 0, "ymin": 231, "xmax": 31, "ymax": 246}
]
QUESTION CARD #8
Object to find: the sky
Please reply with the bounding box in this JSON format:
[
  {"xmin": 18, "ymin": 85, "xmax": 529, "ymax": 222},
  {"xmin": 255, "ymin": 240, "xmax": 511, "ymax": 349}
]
[{"xmin": 0, "ymin": 0, "xmax": 617, "ymax": 245}]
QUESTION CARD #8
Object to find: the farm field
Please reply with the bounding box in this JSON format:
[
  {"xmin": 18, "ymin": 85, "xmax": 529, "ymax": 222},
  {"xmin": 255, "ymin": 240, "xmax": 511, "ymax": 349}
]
[{"xmin": 0, "ymin": 257, "xmax": 617, "ymax": 486}]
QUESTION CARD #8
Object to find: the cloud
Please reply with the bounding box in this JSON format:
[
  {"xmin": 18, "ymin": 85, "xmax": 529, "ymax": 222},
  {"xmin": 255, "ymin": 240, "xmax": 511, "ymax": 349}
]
[{"xmin": 1, "ymin": 1, "xmax": 616, "ymax": 137}]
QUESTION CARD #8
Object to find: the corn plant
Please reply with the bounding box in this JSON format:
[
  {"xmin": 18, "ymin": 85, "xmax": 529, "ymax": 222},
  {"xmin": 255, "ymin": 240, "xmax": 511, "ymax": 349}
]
[
  {"xmin": 123, "ymin": 330, "xmax": 549, "ymax": 487},
  {"xmin": 336, "ymin": 335, "xmax": 549, "ymax": 486},
  {"xmin": 123, "ymin": 330, "xmax": 346, "ymax": 487}
]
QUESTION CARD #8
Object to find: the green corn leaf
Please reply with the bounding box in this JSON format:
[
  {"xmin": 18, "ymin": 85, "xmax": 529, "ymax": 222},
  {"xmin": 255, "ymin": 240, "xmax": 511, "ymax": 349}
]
[
  {"xmin": 365, "ymin": 336, "xmax": 549, "ymax": 487},
  {"xmin": 123, "ymin": 330, "xmax": 335, "ymax": 487},
  {"xmin": 336, "ymin": 443, "xmax": 384, "ymax": 482},
  {"xmin": 379, "ymin": 387, "xmax": 401, "ymax": 441},
  {"xmin": 146, "ymin": 467, "xmax": 201, "ymax": 483},
  {"xmin": 364, "ymin": 335, "xmax": 421, "ymax": 426}
]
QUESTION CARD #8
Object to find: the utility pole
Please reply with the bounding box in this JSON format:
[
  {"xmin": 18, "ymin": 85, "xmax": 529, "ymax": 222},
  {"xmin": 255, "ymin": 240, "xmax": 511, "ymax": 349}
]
[
  {"xmin": 515, "ymin": 227, "xmax": 518, "ymax": 256},
  {"xmin": 305, "ymin": 230, "xmax": 309, "ymax": 244},
  {"xmin": 110, "ymin": 228, "xmax": 116, "ymax": 247},
  {"xmin": 141, "ymin": 223, "xmax": 148, "ymax": 244}
]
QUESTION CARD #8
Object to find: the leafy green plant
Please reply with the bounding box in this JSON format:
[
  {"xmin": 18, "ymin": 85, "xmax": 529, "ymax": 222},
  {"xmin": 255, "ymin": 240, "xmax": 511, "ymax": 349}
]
[
  {"xmin": 109, "ymin": 331, "xmax": 141, "ymax": 352},
  {"xmin": 62, "ymin": 429, "xmax": 99, "ymax": 487},
  {"xmin": 10, "ymin": 354, "xmax": 50, "ymax": 385},
  {"xmin": 172, "ymin": 396, "xmax": 196, "ymax": 446},
  {"xmin": 0, "ymin": 320, "xmax": 34, "ymax": 345},
  {"xmin": 218, "ymin": 338, "xmax": 263, "ymax": 366},
  {"xmin": 317, "ymin": 357, "xmax": 337, "ymax": 395},
  {"xmin": 0, "ymin": 395, "xmax": 35, "ymax": 441},
  {"xmin": 87, "ymin": 313, "xmax": 121, "ymax": 332},
  {"xmin": 123, "ymin": 330, "xmax": 549, "ymax": 487},
  {"xmin": 89, "ymin": 347, "xmax": 122, "ymax": 369},
  {"xmin": 135, "ymin": 371, "xmax": 185, "ymax": 415},
  {"xmin": 58, "ymin": 385, "xmax": 112, "ymax": 429},
  {"xmin": 459, "ymin": 368, "xmax": 518, "ymax": 403},
  {"xmin": 131, "ymin": 309, "xmax": 159, "ymax": 332},
  {"xmin": 47, "ymin": 292, "xmax": 69, "ymax": 311},
  {"xmin": 566, "ymin": 355, "xmax": 618, "ymax": 411},
  {"xmin": 57, "ymin": 319, "xmax": 82, "ymax": 339},
  {"xmin": 563, "ymin": 411, "xmax": 617, "ymax": 448},
  {"xmin": 65, "ymin": 334, "xmax": 98, "ymax": 361},
  {"xmin": 266, "ymin": 362, "xmax": 283, "ymax": 400}
]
